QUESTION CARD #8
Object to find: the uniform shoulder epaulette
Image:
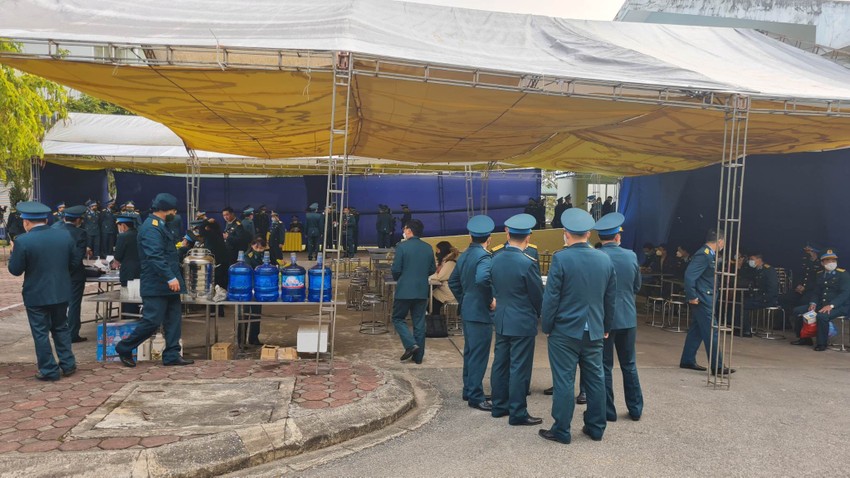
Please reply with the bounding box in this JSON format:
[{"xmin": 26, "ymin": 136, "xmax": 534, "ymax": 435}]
[
  {"xmin": 703, "ymin": 247, "xmax": 710, "ymax": 255},
  {"xmin": 151, "ymin": 219, "xmax": 159, "ymax": 226},
  {"xmin": 490, "ymin": 243, "xmax": 505, "ymax": 253},
  {"xmin": 816, "ymin": 270, "xmax": 824, "ymax": 275},
  {"xmin": 764, "ymin": 264, "xmax": 771, "ymax": 269},
  {"xmin": 236, "ymin": 221, "xmax": 241, "ymax": 225},
  {"xmin": 527, "ymin": 243, "xmax": 538, "ymax": 249},
  {"xmin": 838, "ymin": 268, "xmax": 846, "ymax": 273},
  {"xmin": 523, "ymin": 252, "xmax": 538, "ymax": 262}
]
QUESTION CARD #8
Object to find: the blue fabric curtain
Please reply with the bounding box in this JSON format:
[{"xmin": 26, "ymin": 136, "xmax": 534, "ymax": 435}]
[{"xmin": 39, "ymin": 163, "xmax": 108, "ymax": 210}]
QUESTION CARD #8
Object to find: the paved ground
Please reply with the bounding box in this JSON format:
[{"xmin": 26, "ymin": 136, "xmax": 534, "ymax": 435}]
[{"xmin": 2, "ymin": 253, "xmax": 850, "ymax": 476}]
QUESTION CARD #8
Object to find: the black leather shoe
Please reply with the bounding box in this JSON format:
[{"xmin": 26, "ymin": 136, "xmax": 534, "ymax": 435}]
[
  {"xmin": 463, "ymin": 394, "xmax": 491, "ymax": 402},
  {"xmin": 491, "ymin": 411, "xmax": 509, "ymax": 418},
  {"xmin": 630, "ymin": 414, "xmax": 641, "ymax": 421},
  {"xmin": 117, "ymin": 352, "xmax": 136, "ymax": 368},
  {"xmin": 164, "ymin": 358, "xmax": 195, "ymax": 366},
  {"xmin": 62, "ymin": 366, "xmax": 77, "ymax": 377},
  {"xmin": 71, "ymin": 336, "xmax": 88, "ymax": 343},
  {"xmin": 543, "ymin": 387, "xmax": 554, "ymax": 396},
  {"xmin": 511, "ymin": 416, "xmax": 543, "ymax": 426},
  {"xmin": 539, "ymin": 429, "xmax": 570, "ymax": 444},
  {"xmin": 469, "ymin": 400, "xmax": 493, "ymax": 412},
  {"xmin": 35, "ymin": 372, "xmax": 60, "ymax": 382},
  {"xmin": 606, "ymin": 415, "xmax": 618, "ymax": 422},
  {"xmin": 400, "ymin": 345, "xmax": 420, "ymax": 362},
  {"xmin": 679, "ymin": 363, "xmax": 707, "ymax": 371},
  {"xmin": 791, "ymin": 338, "xmax": 813, "ymax": 346},
  {"xmin": 814, "ymin": 345, "xmax": 827, "ymax": 351},
  {"xmin": 582, "ymin": 426, "xmax": 602, "ymax": 441},
  {"xmin": 575, "ymin": 392, "xmax": 587, "ymax": 405},
  {"xmin": 711, "ymin": 367, "xmax": 736, "ymax": 375}
]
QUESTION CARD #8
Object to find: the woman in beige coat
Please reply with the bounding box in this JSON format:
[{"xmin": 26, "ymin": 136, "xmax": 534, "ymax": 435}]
[{"xmin": 430, "ymin": 241, "xmax": 459, "ymax": 315}]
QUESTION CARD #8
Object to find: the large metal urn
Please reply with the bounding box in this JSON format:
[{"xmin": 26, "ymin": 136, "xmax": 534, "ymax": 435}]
[{"xmin": 182, "ymin": 248, "xmax": 214, "ymax": 300}]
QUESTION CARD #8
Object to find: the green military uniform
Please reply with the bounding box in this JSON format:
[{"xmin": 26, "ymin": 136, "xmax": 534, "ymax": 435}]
[
  {"xmin": 224, "ymin": 218, "xmax": 250, "ymax": 263},
  {"xmin": 305, "ymin": 203, "xmax": 323, "ymax": 260},
  {"xmin": 490, "ymin": 214, "xmax": 544, "ymax": 424},
  {"xmin": 448, "ymin": 215, "xmax": 495, "ymax": 408},
  {"xmin": 376, "ymin": 206, "xmax": 392, "ymax": 248},
  {"xmin": 344, "ymin": 212, "xmax": 358, "ymax": 258},
  {"xmin": 116, "ymin": 194, "xmax": 190, "ymax": 367},
  {"xmin": 391, "ymin": 234, "xmax": 436, "ymax": 363},
  {"xmin": 8, "ymin": 202, "xmax": 77, "ymax": 381},
  {"xmin": 680, "ymin": 244, "xmax": 724, "ymax": 371},
  {"xmin": 793, "ymin": 248, "xmax": 850, "ymax": 349},
  {"xmin": 83, "ymin": 201, "xmax": 101, "ymax": 258},
  {"xmin": 491, "ymin": 241, "xmax": 539, "ymax": 271},
  {"xmin": 52, "ymin": 206, "xmax": 88, "ymax": 342}
]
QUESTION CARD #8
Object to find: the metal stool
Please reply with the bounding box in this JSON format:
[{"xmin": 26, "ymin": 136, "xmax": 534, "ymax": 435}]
[
  {"xmin": 830, "ymin": 316, "xmax": 848, "ymax": 351},
  {"xmin": 359, "ymin": 293, "xmax": 387, "ymax": 335},
  {"xmin": 755, "ymin": 307, "xmax": 786, "ymax": 340},
  {"xmin": 346, "ymin": 278, "xmax": 368, "ymax": 310},
  {"xmin": 646, "ymin": 297, "xmax": 665, "ymax": 327},
  {"xmin": 662, "ymin": 298, "xmax": 688, "ymax": 333},
  {"xmin": 444, "ymin": 301, "xmax": 462, "ymax": 335}
]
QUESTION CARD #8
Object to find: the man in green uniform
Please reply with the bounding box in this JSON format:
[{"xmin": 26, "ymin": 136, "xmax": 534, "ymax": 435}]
[
  {"xmin": 116, "ymin": 193, "xmax": 193, "ymax": 368},
  {"xmin": 791, "ymin": 248, "xmax": 850, "ymax": 351},
  {"xmin": 539, "ymin": 208, "xmax": 615, "ymax": 444},
  {"xmin": 8, "ymin": 201, "xmax": 77, "ymax": 381},
  {"xmin": 448, "ymin": 215, "xmax": 495, "ymax": 411},
  {"xmin": 305, "ymin": 203, "xmax": 323, "ymax": 261},
  {"xmin": 391, "ymin": 219, "xmax": 436, "ymax": 364},
  {"xmin": 52, "ymin": 205, "xmax": 88, "ymax": 343},
  {"xmin": 113, "ymin": 215, "xmax": 141, "ymax": 318},
  {"xmin": 376, "ymin": 204, "xmax": 392, "ymax": 248},
  {"xmin": 490, "ymin": 213, "xmax": 544, "ymax": 425}
]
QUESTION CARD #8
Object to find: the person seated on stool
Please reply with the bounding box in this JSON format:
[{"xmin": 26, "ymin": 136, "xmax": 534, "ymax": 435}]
[
  {"xmin": 736, "ymin": 252, "xmax": 778, "ymax": 337},
  {"xmin": 791, "ymin": 248, "xmax": 850, "ymax": 351},
  {"xmin": 429, "ymin": 241, "xmax": 459, "ymax": 315}
]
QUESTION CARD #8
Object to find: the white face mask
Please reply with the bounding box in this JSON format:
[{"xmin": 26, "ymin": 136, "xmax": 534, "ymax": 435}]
[
  {"xmin": 676, "ymin": 251, "xmax": 683, "ymax": 258},
  {"xmin": 655, "ymin": 250, "xmax": 663, "ymax": 256},
  {"xmin": 825, "ymin": 262, "xmax": 838, "ymax": 272},
  {"xmin": 748, "ymin": 260, "xmax": 756, "ymax": 268}
]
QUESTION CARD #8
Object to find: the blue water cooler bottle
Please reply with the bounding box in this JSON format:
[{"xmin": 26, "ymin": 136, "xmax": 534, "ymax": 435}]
[
  {"xmin": 227, "ymin": 250, "xmax": 253, "ymax": 301},
  {"xmin": 281, "ymin": 253, "xmax": 306, "ymax": 302},
  {"xmin": 253, "ymin": 251, "xmax": 279, "ymax": 302},
  {"xmin": 307, "ymin": 253, "xmax": 332, "ymax": 302}
]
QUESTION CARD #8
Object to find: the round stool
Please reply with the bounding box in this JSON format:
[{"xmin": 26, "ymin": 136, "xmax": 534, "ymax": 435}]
[
  {"xmin": 347, "ymin": 280, "xmax": 367, "ymax": 310},
  {"xmin": 646, "ymin": 297, "xmax": 665, "ymax": 327},
  {"xmin": 359, "ymin": 293, "xmax": 387, "ymax": 335},
  {"xmin": 756, "ymin": 307, "xmax": 786, "ymax": 340},
  {"xmin": 444, "ymin": 301, "xmax": 462, "ymax": 335}
]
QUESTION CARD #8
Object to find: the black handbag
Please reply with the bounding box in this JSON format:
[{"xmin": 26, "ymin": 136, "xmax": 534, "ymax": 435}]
[{"xmin": 425, "ymin": 314, "xmax": 448, "ymax": 338}]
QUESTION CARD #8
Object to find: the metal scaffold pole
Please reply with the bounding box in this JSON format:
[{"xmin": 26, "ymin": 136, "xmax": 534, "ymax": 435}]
[
  {"xmin": 464, "ymin": 165, "xmax": 474, "ymax": 218},
  {"xmin": 30, "ymin": 157, "xmax": 42, "ymax": 202},
  {"xmin": 317, "ymin": 51, "xmax": 353, "ymax": 374},
  {"xmin": 708, "ymin": 94, "xmax": 750, "ymax": 390},
  {"xmin": 184, "ymin": 145, "xmax": 200, "ymax": 220},
  {"xmin": 480, "ymin": 161, "xmax": 497, "ymax": 215}
]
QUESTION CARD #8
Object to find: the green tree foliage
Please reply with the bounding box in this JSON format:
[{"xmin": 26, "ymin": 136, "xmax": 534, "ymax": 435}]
[
  {"xmin": 67, "ymin": 93, "xmax": 134, "ymax": 115},
  {"xmin": 0, "ymin": 39, "xmax": 67, "ymax": 200}
]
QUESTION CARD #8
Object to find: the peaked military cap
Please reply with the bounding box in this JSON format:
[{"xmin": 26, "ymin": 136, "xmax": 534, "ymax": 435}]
[
  {"xmin": 16, "ymin": 201, "xmax": 52, "ymax": 220},
  {"xmin": 593, "ymin": 212, "xmax": 625, "ymax": 236},
  {"xmin": 504, "ymin": 213, "xmax": 536, "ymax": 235},
  {"xmin": 821, "ymin": 248, "xmax": 838, "ymax": 260},
  {"xmin": 309, "ymin": 203, "xmax": 318, "ymax": 211},
  {"xmin": 55, "ymin": 202, "xmax": 65, "ymax": 209},
  {"xmin": 151, "ymin": 193, "xmax": 177, "ymax": 211},
  {"xmin": 115, "ymin": 214, "xmax": 136, "ymax": 224},
  {"xmin": 243, "ymin": 207, "xmax": 255, "ymax": 215},
  {"xmin": 561, "ymin": 208, "xmax": 595, "ymax": 234},
  {"xmin": 63, "ymin": 205, "xmax": 87, "ymax": 219},
  {"xmin": 467, "ymin": 215, "xmax": 495, "ymax": 237}
]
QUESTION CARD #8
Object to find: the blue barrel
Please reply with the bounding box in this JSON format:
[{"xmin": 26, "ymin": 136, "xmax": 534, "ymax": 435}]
[
  {"xmin": 227, "ymin": 250, "xmax": 253, "ymax": 301},
  {"xmin": 281, "ymin": 253, "xmax": 306, "ymax": 302},
  {"xmin": 253, "ymin": 251, "xmax": 279, "ymax": 302},
  {"xmin": 307, "ymin": 253, "xmax": 332, "ymax": 302}
]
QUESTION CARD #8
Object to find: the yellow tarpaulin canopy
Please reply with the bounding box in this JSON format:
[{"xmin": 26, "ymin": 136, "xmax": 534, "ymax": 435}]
[{"xmin": 6, "ymin": 57, "xmax": 850, "ymax": 176}]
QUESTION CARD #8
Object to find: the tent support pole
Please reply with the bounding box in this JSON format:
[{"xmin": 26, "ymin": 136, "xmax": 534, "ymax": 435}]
[
  {"xmin": 464, "ymin": 165, "xmax": 474, "ymax": 219},
  {"xmin": 315, "ymin": 51, "xmax": 353, "ymax": 374},
  {"xmin": 184, "ymin": 146, "xmax": 200, "ymax": 220},
  {"xmin": 481, "ymin": 161, "xmax": 496, "ymax": 216},
  {"xmin": 708, "ymin": 95, "xmax": 750, "ymax": 390}
]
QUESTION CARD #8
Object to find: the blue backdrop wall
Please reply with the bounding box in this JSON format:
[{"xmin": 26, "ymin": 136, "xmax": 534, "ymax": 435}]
[
  {"xmin": 39, "ymin": 163, "xmax": 109, "ymax": 210},
  {"xmin": 621, "ymin": 149, "xmax": 850, "ymax": 276},
  {"xmin": 101, "ymin": 169, "xmax": 539, "ymax": 244}
]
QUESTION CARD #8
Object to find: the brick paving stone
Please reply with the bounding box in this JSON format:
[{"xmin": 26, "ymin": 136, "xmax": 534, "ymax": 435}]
[
  {"xmin": 16, "ymin": 419, "xmax": 54, "ymax": 431},
  {"xmin": 301, "ymin": 383, "xmax": 330, "ymax": 392},
  {"xmin": 17, "ymin": 440, "xmax": 60, "ymax": 453},
  {"xmin": 139, "ymin": 435, "xmax": 180, "ymax": 448},
  {"xmin": 0, "ymin": 421, "xmax": 16, "ymax": 430},
  {"xmin": 353, "ymin": 374, "xmax": 381, "ymax": 383},
  {"xmin": 356, "ymin": 382, "xmax": 379, "ymax": 392},
  {"xmin": 293, "ymin": 398, "xmax": 306, "ymax": 403},
  {"xmin": 43, "ymin": 383, "xmax": 74, "ymax": 391},
  {"xmin": 0, "ymin": 410, "xmax": 30, "ymax": 421},
  {"xmin": 1, "ymin": 429, "xmax": 39, "ymax": 441},
  {"xmin": 65, "ymin": 407, "xmax": 95, "ymax": 418},
  {"xmin": 52, "ymin": 417, "xmax": 82, "ymax": 428},
  {"xmin": 300, "ymin": 390, "xmax": 330, "ymax": 401},
  {"xmin": 327, "ymin": 382, "xmax": 357, "ymax": 392},
  {"xmin": 12, "ymin": 400, "xmax": 48, "ymax": 411},
  {"xmin": 329, "ymin": 399, "xmax": 353, "ymax": 408},
  {"xmin": 30, "ymin": 409, "xmax": 64, "ymax": 420},
  {"xmin": 299, "ymin": 400, "xmax": 329, "ymax": 409},
  {"xmin": 58, "ymin": 439, "xmax": 101, "ymax": 452},
  {"xmin": 36, "ymin": 427, "xmax": 71, "ymax": 441},
  {"xmin": 0, "ymin": 441, "xmax": 21, "ymax": 453},
  {"xmin": 28, "ymin": 391, "xmax": 63, "ymax": 400},
  {"xmin": 98, "ymin": 437, "xmax": 141, "ymax": 450},
  {"xmin": 45, "ymin": 400, "xmax": 79, "ymax": 409},
  {"xmin": 330, "ymin": 390, "xmax": 358, "ymax": 400},
  {"xmin": 249, "ymin": 372, "xmax": 279, "ymax": 378},
  {"xmin": 61, "ymin": 389, "xmax": 93, "ymax": 400},
  {"xmin": 78, "ymin": 398, "xmax": 107, "ymax": 408}
]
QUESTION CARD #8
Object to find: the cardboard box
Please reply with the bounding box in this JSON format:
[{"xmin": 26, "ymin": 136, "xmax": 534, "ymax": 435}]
[
  {"xmin": 297, "ymin": 325, "xmax": 329, "ymax": 353},
  {"xmin": 211, "ymin": 342, "xmax": 234, "ymax": 361},
  {"xmin": 260, "ymin": 344, "xmax": 280, "ymax": 360},
  {"xmin": 277, "ymin": 347, "xmax": 299, "ymax": 361},
  {"xmin": 97, "ymin": 321, "xmax": 140, "ymax": 362}
]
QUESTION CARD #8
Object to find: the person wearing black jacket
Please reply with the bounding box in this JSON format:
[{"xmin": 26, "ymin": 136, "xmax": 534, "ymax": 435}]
[
  {"xmin": 52, "ymin": 205, "xmax": 88, "ymax": 343},
  {"xmin": 113, "ymin": 215, "xmax": 141, "ymax": 318}
]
